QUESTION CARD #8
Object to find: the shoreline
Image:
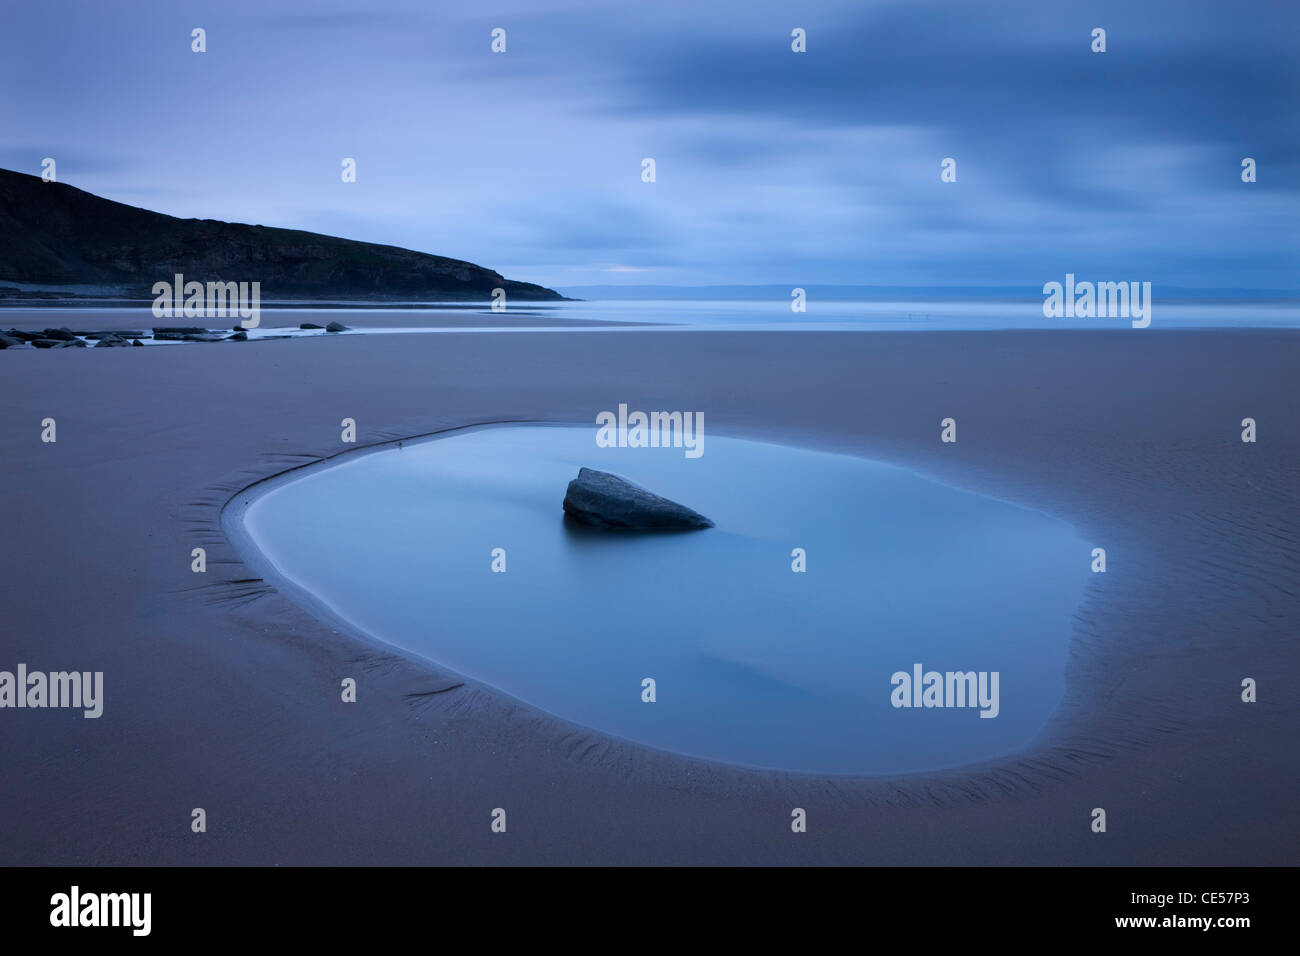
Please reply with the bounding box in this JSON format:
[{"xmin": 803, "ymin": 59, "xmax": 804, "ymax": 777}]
[{"xmin": 2, "ymin": 328, "xmax": 1295, "ymax": 864}]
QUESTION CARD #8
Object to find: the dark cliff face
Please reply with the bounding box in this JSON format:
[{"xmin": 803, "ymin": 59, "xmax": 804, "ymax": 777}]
[{"xmin": 0, "ymin": 168, "xmax": 563, "ymax": 300}]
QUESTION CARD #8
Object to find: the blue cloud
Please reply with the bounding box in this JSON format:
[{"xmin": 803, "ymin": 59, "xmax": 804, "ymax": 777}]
[{"xmin": 0, "ymin": 0, "xmax": 1294, "ymax": 288}]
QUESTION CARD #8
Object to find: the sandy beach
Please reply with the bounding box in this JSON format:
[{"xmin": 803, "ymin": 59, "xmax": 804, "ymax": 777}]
[{"xmin": 1, "ymin": 326, "xmax": 1296, "ymax": 865}]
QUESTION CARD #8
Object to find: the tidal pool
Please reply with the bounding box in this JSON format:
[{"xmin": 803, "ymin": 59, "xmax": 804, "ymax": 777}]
[{"xmin": 238, "ymin": 425, "xmax": 1090, "ymax": 773}]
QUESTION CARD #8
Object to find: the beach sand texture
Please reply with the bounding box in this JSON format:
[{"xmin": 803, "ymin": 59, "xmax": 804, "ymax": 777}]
[{"xmin": 1, "ymin": 328, "xmax": 1296, "ymax": 864}]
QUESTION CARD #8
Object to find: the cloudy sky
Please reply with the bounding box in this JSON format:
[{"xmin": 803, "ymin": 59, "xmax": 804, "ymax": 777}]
[{"xmin": 1, "ymin": 0, "xmax": 1296, "ymax": 290}]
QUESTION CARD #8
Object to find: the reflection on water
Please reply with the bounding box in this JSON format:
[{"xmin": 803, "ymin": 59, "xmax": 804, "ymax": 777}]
[{"xmin": 243, "ymin": 425, "xmax": 1090, "ymax": 773}]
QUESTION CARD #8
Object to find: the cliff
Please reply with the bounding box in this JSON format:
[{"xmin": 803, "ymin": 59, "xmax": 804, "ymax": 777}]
[{"xmin": 0, "ymin": 169, "xmax": 562, "ymax": 301}]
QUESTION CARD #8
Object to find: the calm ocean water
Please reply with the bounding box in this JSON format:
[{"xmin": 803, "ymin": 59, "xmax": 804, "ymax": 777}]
[
  {"xmin": 4, "ymin": 297, "xmax": 1299, "ymax": 337},
  {"xmin": 547, "ymin": 298, "xmax": 1300, "ymax": 331}
]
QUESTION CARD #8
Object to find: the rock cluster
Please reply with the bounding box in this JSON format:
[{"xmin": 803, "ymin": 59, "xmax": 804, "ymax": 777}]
[{"xmin": 1, "ymin": 321, "xmax": 351, "ymax": 349}]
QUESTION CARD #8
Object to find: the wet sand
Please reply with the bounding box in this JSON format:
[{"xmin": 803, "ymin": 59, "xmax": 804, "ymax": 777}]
[{"xmin": 1, "ymin": 328, "xmax": 1296, "ymax": 864}]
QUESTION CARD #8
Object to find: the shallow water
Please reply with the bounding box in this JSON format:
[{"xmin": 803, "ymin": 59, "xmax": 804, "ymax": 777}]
[
  {"xmin": 242, "ymin": 425, "xmax": 1091, "ymax": 773},
  {"xmin": 6, "ymin": 297, "xmax": 1299, "ymax": 336}
]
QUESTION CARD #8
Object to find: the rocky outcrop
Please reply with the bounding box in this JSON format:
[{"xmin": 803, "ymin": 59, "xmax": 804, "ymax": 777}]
[{"xmin": 562, "ymin": 467, "xmax": 714, "ymax": 531}]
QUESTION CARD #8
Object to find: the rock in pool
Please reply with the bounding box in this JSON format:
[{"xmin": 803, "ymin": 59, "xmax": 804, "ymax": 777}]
[{"xmin": 562, "ymin": 467, "xmax": 713, "ymax": 531}]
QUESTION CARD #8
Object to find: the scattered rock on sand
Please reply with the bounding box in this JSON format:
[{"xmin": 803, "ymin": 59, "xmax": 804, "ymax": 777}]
[
  {"xmin": 85, "ymin": 330, "xmax": 146, "ymax": 340},
  {"xmin": 131, "ymin": 339, "xmax": 144, "ymax": 347},
  {"xmin": 562, "ymin": 467, "xmax": 714, "ymax": 531},
  {"xmin": 3, "ymin": 322, "xmax": 360, "ymax": 348}
]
